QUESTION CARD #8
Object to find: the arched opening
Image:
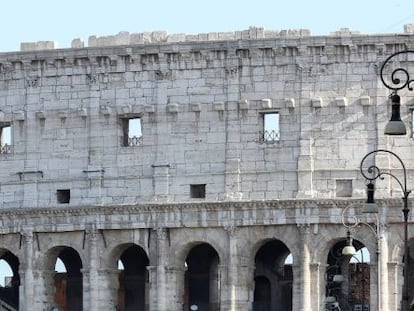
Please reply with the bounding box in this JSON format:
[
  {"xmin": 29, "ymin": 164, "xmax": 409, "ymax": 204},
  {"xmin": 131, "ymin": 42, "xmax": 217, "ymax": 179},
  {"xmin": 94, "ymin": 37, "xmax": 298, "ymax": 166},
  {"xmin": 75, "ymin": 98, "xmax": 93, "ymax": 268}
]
[
  {"xmin": 0, "ymin": 251, "xmax": 19, "ymax": 310},
  {"xmin": 325, "ymin": 239, "xmax": 370, "ymax": 310},
  {"xmin": 253, "ymin": 276, "xmax": 271, "ymax": 311},
  {"xmin": 53, "ymin": 247, "xmax": 83, "ymax": 311},
  {"xmin": 184, "ymin": 243, "xmax": 220, "ymax": 311},
  {"xmin": 117, "ymin": 244, "xmax": 149, "ymax": 311},
  {"xmin": 253, "ymin": 240, "xmax": 292, "ymax": 311}
]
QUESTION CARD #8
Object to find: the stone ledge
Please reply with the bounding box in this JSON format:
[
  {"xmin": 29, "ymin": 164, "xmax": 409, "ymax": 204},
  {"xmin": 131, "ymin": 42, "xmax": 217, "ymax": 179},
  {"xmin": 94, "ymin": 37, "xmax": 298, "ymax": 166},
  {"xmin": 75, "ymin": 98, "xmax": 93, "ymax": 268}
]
[{"xmin": 18, "ymin": 24, "xmax": 414, "ymax": 53}]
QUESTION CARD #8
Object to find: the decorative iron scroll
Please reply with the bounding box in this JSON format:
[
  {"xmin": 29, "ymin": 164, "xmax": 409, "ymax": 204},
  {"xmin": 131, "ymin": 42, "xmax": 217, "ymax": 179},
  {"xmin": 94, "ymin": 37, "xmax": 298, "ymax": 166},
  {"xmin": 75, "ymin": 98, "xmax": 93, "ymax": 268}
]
[
  {"xmin": 360, "ymin": 149, "xmax": 408, "ymax": 193},
  {"xmin": 380, "ymin": 50, "xmax": 414, "ymax": 93}
]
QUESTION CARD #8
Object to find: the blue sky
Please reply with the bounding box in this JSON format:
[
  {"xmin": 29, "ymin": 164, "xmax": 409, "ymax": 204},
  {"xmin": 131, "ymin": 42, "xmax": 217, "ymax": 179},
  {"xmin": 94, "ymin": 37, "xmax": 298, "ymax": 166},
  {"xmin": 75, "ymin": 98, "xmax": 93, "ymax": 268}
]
[
  {"xmin": 0, "ymin": 0, "xmax": 393, "ymax": 282},
  {"xmin": 1, "ymin": 0, "xmax": 413, "ymax": 52}
]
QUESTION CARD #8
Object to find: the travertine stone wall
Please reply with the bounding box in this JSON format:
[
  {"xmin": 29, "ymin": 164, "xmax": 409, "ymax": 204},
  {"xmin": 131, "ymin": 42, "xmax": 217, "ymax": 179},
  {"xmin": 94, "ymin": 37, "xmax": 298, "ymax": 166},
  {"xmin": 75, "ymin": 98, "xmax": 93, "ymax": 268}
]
[
  {"xmin": 3, "ymin": 29, "xmax": 414, "ymax": 209},
  {"xmin": 0, "ymin": 28, "xmax": 414, "ymax": 310}
]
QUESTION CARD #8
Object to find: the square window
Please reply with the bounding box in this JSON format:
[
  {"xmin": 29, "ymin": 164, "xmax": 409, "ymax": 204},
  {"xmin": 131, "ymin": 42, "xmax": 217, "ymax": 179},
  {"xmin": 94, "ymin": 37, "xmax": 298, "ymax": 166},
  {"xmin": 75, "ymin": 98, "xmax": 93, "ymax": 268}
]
[
  {"xmin": 0, "ymin": 123, "xmax": 12, "ymax": 154},
  {"xmin": 261, "ymin": 112, "xmax": 280, "ymax": 143},
  {"xmin": 190, "ymin": 184, "xmax": 206, "ymax": 199},
  {"xmin": 57, "ymin": 189, "xmax": 70, "ymax": 204},
  {"xmin": 336, "ymin": 180, "xmax": 352, "ymax": 197},
  {"xmin": 121, "ymin": 117, "xmax": 142, "ymax": 146}
]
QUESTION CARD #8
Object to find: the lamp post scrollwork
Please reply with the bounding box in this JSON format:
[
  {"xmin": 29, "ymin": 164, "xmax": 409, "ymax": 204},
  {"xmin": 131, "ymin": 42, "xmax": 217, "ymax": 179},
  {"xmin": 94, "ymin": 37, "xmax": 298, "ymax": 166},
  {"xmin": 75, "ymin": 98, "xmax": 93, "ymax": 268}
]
[
  {"xmin": 341, "ymin": 203, "xmax": 380, "ymax": 310},
  {"xmin": 379, "ymin": 50, "xmax": 414, "ymax": 135},
  {"xmin": 360, "ymin": 149, "xmax": 411, "ymax": 311}
]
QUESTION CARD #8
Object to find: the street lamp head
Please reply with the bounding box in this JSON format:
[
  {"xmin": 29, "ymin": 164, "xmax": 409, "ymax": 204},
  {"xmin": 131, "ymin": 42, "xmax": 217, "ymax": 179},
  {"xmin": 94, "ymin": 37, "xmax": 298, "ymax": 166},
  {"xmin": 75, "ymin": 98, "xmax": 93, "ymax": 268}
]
[
  {"xmin": 384, "ymin": 94, "xmax": 406, "ymax": 135},
  {"xmin": 342, "ymin": 231, "xmax": 357, "ymax": 256},
  {"xmin": 332, "ymin": 274, "xmax": 345, "ymax": 282},
  {"xmin": 325, "ymin": 296, "xmax": 337, "ymax": 303},
  {"xmin": 363, "ymin": 181, "xmax": 378, "ymax": 213}
]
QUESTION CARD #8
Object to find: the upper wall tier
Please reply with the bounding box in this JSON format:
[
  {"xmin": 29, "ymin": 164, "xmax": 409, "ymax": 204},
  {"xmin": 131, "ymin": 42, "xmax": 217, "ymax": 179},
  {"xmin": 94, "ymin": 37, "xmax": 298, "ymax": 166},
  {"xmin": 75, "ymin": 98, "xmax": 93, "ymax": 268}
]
[{"xmin": 1, "ymin": 28, "xmax": 414, "ymax": 76}]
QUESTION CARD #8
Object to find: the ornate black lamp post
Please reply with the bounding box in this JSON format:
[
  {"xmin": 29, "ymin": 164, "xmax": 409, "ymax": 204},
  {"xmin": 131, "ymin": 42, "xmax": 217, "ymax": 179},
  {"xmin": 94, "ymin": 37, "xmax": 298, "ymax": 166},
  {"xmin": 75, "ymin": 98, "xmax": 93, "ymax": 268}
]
[
  {"xmin": 380, "ymin": 50, "xmax": 414, "ymax": 135},
  {"xmin": 360, "ymin": 149, "xmax": 411, "ymax": 310}
]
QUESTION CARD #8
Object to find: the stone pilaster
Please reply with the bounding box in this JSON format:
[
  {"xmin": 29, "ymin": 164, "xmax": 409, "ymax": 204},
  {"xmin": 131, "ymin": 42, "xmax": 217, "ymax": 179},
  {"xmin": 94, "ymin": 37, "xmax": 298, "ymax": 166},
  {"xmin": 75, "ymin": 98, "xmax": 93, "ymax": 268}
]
[
  {"xmin": 310, "ymin": 262, "xmax": 322, "ymax": 311},
  {"xmin": 378, "ymin": 231, "xmax": 389, "ymax": 311},
  {"xmin": 221, "ymin": 226, "xmax": 253, "ymax": 311},
  {"xmin": 146, "ymin": 266, "xmax": 157, "ymax": 311},
  {"xmin": 33, "ymin": 269, "xmax": 55, "ymax": 311},
  {"xmin": 82, "ymin": 228, "xmax": 99, "ymax": 311},
  {"xmin": 295, "ymin": 224, "xmax": 311, "ymax": 310},
  {"xmin": 387, "ymin": 261, "xmax": 400, "ymax": 311},
  {"xmin": 297, "ymin": 139, "xmax": 314, "ymax": 198},
  {"xmin": 19, "ymin": 231, "xmax": 34, "ymax": 311},
  {"xmin": 95, "ymin": 268, "xmax": 119, "ymax": 310},
  {"xmin": 154, "ymin": 227, "xmax": 169, "ymax": 311},
  {"xmin": 165, "ymin": 265, "xmax": 186, "ymax": 311}
]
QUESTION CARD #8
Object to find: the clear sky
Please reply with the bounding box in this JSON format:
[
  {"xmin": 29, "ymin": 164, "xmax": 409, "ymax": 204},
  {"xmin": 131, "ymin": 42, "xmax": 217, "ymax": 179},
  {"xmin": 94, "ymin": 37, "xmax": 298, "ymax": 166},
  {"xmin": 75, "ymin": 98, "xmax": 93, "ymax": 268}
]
[
  {"xmin": 1, "ymin": 0, "xmax": 414, "ymax": 52},
  {"xmin": 0, "ymin": 0, "xmax": 393, "ymax": 283}
]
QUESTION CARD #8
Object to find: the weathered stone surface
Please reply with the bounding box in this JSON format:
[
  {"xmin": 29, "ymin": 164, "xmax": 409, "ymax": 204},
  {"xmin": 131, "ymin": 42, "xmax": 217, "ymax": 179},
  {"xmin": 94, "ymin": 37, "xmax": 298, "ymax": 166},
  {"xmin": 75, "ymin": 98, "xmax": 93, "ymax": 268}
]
[{"xmin": 0, "ymin": 27, "xmax": 413, "ymax": 310}]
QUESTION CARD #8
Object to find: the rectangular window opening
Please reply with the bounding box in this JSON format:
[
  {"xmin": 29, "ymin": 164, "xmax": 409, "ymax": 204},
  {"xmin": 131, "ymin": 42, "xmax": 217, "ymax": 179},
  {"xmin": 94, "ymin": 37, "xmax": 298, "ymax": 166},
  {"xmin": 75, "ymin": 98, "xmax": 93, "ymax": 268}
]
[
  {"xmin": 336, "ymin": 179, "xmax": 353, "ymax": 197},
  {"xmin": 262, "ymin": 112, "xmax": 280, "ymax": 143},
  {"xmin": 57, "ymin": 189, "xmax": 70, "ymax": 204},
  {"xmin": 190, "ymin": 184, "xmax": 206, "ymax": 199},
  {"xmin": 0, "ymin": 123, "xmax": 12, "ymax": 154},
  {"xmin": 122, "ymin": 117, "xmax": 142, "ymax": 146}
]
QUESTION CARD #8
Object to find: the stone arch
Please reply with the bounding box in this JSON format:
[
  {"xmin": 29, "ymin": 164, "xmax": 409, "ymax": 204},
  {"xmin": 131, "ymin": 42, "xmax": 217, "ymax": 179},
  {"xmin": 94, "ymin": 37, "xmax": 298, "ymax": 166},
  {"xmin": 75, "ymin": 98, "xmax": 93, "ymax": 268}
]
[
  {"xmin": 245, "ymin": 227, "xmax": 298, "ymax": 268},
  {"xmin": 45, "ymin": 245, "xmax": 83, "ymax": 311},
  {"xmin": 0, "ymin": 249, "xmax": 19, "ymax": 310},
  {"xmin": 324, "ymin": 237, "xmax": 370, "ymax": 311},
  {"xmin": 183, "ymin": 242, "xmax": 221, "ymax": 311},
  {"xmin": 391, "ymin": 242, "xmax": 403, "ymax": 262},
  {"xmin": 170, "ymin": 228, "xmax": 226, "ymax": 268},
  {"xmin": 106, "ymin": 242, "xmax": 150, "ymax": 268},
  {"xmin": 115, "ymin": 243, "xmax": 150, "ymax": 311},
  {"xmin": 253, "ymin": 238, "xmax": 293, "ymax": 311},
  {"xmin": 312, "ymin": 227, "xmax": 351, "ymax": 265}
]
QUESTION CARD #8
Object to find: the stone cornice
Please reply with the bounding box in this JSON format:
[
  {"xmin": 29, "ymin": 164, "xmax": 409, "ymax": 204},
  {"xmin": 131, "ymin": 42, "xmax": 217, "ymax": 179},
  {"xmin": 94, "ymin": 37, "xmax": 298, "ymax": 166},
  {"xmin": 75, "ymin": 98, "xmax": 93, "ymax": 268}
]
[
  {"xmin": 0, "ymin": 198, "xmax": 410, "ymax": 234},
  {"xmin": 0, "ymin": 33, "xmax": 413, "ymax": 72}
]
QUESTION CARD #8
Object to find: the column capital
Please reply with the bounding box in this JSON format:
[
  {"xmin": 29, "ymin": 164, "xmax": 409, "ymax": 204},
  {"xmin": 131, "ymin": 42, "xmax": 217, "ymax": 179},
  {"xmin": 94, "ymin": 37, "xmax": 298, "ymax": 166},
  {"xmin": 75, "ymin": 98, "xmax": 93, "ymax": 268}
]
[
  {"xmin": 223, "ymin": 225, "xmax": 238, "ymax": 236},
  {"xmin": 154, "ymin": 227, "xmax": 169, "ymax": 240}
]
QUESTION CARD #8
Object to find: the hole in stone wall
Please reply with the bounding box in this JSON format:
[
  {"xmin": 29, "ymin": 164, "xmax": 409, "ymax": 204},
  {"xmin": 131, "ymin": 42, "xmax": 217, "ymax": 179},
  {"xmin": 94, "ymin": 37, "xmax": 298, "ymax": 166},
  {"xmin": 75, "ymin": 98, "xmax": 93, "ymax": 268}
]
[
  {"xmin": 57, "ymin": 189, "xmax": 70, "ymax": 204},
  {"xmin": 336, "ymin": 179, "xmax": 353, "ymax": 197},
  {"xmin": 190, "ymin": 184, "xmax": 206, "ymax": 199}
]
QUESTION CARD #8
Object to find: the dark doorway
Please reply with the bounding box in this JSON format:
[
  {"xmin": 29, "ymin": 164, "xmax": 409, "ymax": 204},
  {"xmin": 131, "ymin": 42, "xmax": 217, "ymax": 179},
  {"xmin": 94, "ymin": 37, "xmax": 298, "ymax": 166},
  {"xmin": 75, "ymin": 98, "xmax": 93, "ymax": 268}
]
[
  {"xmin": 53, "ymin": 247, "xmax": 83, "ymax": 311},
  {"xmin": 117, "ymin": 245, "xmax": 149, "ymax": 311},
  {"xmin": 253, "ymin": 240, "xmax": 292, "ymax": 311},
  {"xmin": 184, "ymin": 243, "xmax": 220, "ymax": 311}
]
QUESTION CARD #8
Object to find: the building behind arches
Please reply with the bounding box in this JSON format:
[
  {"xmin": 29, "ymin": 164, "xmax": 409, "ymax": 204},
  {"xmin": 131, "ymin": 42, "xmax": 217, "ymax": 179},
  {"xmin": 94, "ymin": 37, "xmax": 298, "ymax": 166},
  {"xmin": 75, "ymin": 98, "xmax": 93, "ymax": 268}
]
[{"xmin": 0, "ymin": 25, "xmax": 414, "ymax": 310}]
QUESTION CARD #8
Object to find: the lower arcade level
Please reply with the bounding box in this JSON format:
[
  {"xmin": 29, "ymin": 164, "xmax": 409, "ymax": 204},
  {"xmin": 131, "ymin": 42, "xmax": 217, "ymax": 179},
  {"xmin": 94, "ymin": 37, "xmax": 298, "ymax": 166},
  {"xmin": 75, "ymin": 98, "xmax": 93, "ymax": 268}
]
[{"xmin": 0, "ymin": 199, "xmax": 411, "ymax": 311}]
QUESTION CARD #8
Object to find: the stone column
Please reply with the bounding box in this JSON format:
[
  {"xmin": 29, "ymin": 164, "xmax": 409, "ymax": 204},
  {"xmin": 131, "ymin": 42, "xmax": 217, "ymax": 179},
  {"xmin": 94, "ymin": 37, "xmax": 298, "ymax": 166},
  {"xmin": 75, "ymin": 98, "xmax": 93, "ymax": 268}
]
[
  {"xmin": 378, "ymin": 232, "xmax": 389, "ymax": 311},
  {"xmin": 224, "ymin": 157, "xmax": 242, "ymax": 200},
  {"xmin": 165, "ymin": 266, "xmax": 186, "ymax": 311},
  {"xmin": 310, "ymin": 262, "xmax": 322, "ymax": 310},
  {"xmin": 154, "ymin": 228, "xmax": 169, "ymax": 311},
  {"xmin": 151, "ymin": 227, "xmax": 185, "ymax": 311},
  {"xmin": 297, "ymin": 138, "xmax": 314, "ymax": 198},
  {"xmin": 152, "ymin": 165, "xmax": 170, "ymax": 202},
  {"xmin": 295, "ymin": 224, "xmax": 311, "ymax": 310},
  {"xmin": 97, "ymin": 268, "xmax": 119, "ymax": 310},
  {"xmin": 19, "ymin": 231, "xmax": 34, "ymax": 311},
  {"xmin": 146, "ymin": 266, "xmax": 157, "ymax": 311},
  {"xmin": 33, "ymin": 269, "xmax": 55, "ymax": 311},
  {"xmin": 221, "ymin": 226, "xmax": 253, "ymax": 311},
  {"xmin": 318, "ymin": 264, "xmax": 330, "ymax": 310},
  {"xmin": 82, "ymin": 228, "xmax": 99, "ymax": 311},
  {"xmin": 387, "ymin": 261, "xmax": 399, "ymax": 311}
]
